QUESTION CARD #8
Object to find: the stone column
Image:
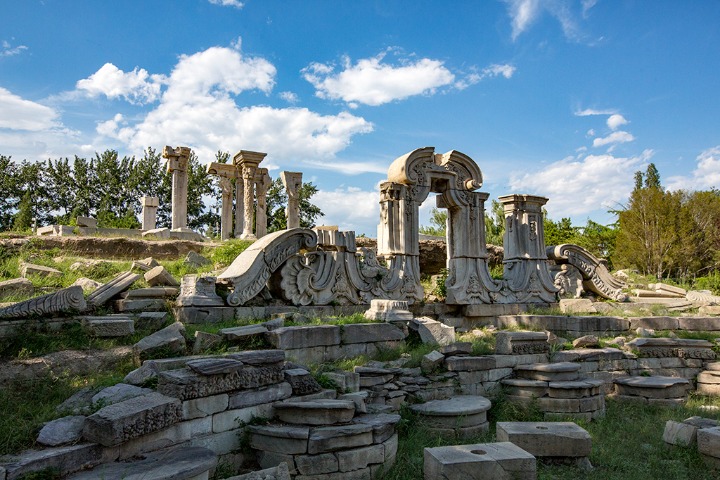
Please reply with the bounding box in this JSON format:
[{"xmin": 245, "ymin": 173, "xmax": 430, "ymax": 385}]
[
  {"xmin": 233, "ymin": 150, "xmax": 267, "ymax": 240},
  {"xmin": 206, "ymin": 162, "xmax": 239, "ymax": 240},
  {"xmin": 163, "ymin": 146, "xmax": 191, "ymax": 230},
  {"xmin": 255, "ymin": 168, "xmax": 272, "ymax": 239},
  {"xmin": 280, "ymin": 171, "xmax": 303, "ymax": 229},
  {"xmin": 498, "ymin": 194, "xmax": 559, "ymax": 303},
  {"xmin": 140, "ymin": 196, "xmax": 159, "ymax": 230},
  {"xmin": 234, "ymin": 179, "xmax": 244, "ymax": 238}
]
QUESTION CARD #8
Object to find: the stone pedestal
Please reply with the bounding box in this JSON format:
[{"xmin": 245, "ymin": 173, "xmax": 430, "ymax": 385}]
[
  {"xmin": 424, "ymin": 442, "xmax": 536, "ymax": 480},
  {"xmin": 410, "ymin": 395, "xmax": 491, "ymax": 440},
  {"xmin": 140, "ymin": 196, "xmax": 159, "ymax": 231},
  {"xmin": 163, "ymin": 146, "xmax": 191, "ymax": 230},
  {"xmin": 280, "ymin": 171, "xmax": 303, "ymax": 229}
]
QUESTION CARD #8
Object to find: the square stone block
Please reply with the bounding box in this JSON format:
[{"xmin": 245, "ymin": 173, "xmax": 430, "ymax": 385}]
[
  {"xmin": 495, "ymin": 422, "xmax": 591, "ymax": 457},
  {"xmin": 424, "ymin": 442, "xmax": 536, "ymax": 480}
]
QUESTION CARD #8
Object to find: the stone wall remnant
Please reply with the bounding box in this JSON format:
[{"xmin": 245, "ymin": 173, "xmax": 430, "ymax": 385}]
[{"xmin": 140, "ymin": 196, "xmax": 159, "ymax": 230}]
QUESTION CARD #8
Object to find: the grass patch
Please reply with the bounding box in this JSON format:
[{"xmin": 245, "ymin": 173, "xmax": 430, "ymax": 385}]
[{"xmin": 206, "ymin": 239, "xmax": 253, "ymax": 268}]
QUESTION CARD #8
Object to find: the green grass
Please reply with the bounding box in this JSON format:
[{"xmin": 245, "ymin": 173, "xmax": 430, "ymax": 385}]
[
  {"xmin": 205, "ymin": 239, "xmax": 253, "ymax": 268},
  {"xmin": 383, "ymin": 394, "xmax": 720, "ymax": 480}
]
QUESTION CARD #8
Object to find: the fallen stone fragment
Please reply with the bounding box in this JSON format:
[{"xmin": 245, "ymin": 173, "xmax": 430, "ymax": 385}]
[
  {"xmin": 132, "ymin": 321, "xmax": 187, "ymax": 361},
  {"xmin": 37, "ymin": 415, "xmax": 86, "ymax": 446},
  {"xmin": 144, "ymin": 265, "xmax": 180, "ymax": 287}
]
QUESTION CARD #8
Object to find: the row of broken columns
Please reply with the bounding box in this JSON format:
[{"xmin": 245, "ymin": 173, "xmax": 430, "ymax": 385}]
[{"xmin": 138, "ymin": 147, "xmax": 303, "ymax": 240}]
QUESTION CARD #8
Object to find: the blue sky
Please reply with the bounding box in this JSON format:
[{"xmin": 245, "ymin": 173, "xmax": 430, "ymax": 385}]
[{"xmin": 1, "ymin": 0, "xmax": 719, "ymax": 235}]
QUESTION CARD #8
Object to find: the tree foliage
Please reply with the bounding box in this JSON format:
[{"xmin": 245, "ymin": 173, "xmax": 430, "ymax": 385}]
[
  {"xmin": 266, "ymin": 178, "xmax": 324, "ymax": 232},
  {"xmin": 418, "ymin": 208, "xmax": 447, "ymax": 237}
]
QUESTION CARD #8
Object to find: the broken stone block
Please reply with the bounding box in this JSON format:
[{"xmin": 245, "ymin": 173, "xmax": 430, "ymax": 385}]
[
  {"xmin": 157, "ymin": 364, "xmax": 285, "ymax": 400},
  {"xmin": 495, "ymin": 331, "xmax": 549, "ymax": 355},
  {"xmin": 83, "ymin": 392, "xmax": 182, "ymax": 446},
  {"xmin": 559, "ymin": 298, "xmax": 597, "ymax": 314},
  {"xmin": 698, "ymin": 426, "xmax": 720, "ymax": 461},
  {"xmin": 176, "ymin": 274, "xmax": 225, "ymax": 307},
  {"xmin": 249, "ymin": 424, "xmax": 310, "ymax": 454},
  {"xmin": 424, "ymin": 442, "xmax": 536, "ymax": 480},
  {"xmin": 267, "ymin": 325, "xmax": 341, "ymax": 349},
  {"xmin": 422, "ymin": 350, "xmax": 445, "ymax": 373},
  {"xmin": 0, "ymin": 277, "xmax": 34, "ymax": 300},
  {"xmin": 144, "ymin": 265, "xmax": 180, "ymax": 287},
  {"xmin": 141, "ymin": 227, "xmax": 171, "ymax": 239},
  {"xmin": 440, "ymin": 342, "xmax": 473, "ymax": 356},
  {"xmin": 514, "ymin": 362, "xmax": 581, "ymax": 382},
  {"xmin": 91, "ymin": 383, "xmax": 153, "ymax": 407},
  {"xmin": 614, "ymin": 376, "xmax": 691, "ymax": 400},
  {"xmin": 413, "ymin": 317, "xmax": 455, "ymax": 346},
  {"xmin": 295, "ymin": 452, "xmax": 338, "ymax": 475},
  {"xmin": 228, "ymin": 382, "xmax": 293, "ymax": 409},
  {"xmin": 572, "ymin": 335, "xmax": 600, "ymax": 349},
  {"xmin": 663, "ymin": 420, "xmax": 700, "ymax": 446},
  {"xmin": 75, "ymin": 216, "xmax": 97, "ymax": 228},
  {"xmin": 20, "ymin": 262, "xmax": 62, "ymax": 278},
  {"xmin": 67, "ymin": 446, "xmax": 217, "ymax": 480},
  {"xmin": 0, "ymin": 443, "xmax": 103, "ymax": 479},
  {"xmin": 186, "ymin": 358, "xmax": 244, "ymax": 375},
  {"xmin": 220, "ymin": 324, "xmax": 269, "ymax": 343},
  {"xmin": 132, "ymin": 321, "xmax": 187, "ymax": 361},
  {"xmin": 80, "ymin": 315, "xmax": 135, "ymax": 337},
  {"xmin": 341, "ymin": 323, "xmax": 406, "ymax": 344},
  {"xmin": 192, "ymin": 331, "xmax": 222, "ymax": 354},
  {"xmin": 71, "ymin": 277, "xmax": 102, "ymax": 292},
  {"xmin": 185, "ymin": 250, "xmax": 212, "ymax": 268},
  {"xmin": 0, "ymin": 285, "xmax": 87, "ymax": 319},
  {"xmin": 352, "ymin": 413, "xmax": 401, "ymax": 443},
  {"xmin": 87, "ymin": 271, "xmax": 141, "ymax": 307},
  {"xmin": 308, "ymin": 424, "xmax": 374, "ymax": 454},
  {"xmin": 363, "ymin": 299, "xmax": 413, "ymax": 322},
  {"xmin": 495, "ymin": 421, "xmax": 591, "ymax": 458},
  {"xmin": 410, "ymin": 396, "xmax": 491, "ymax": 440},
  {"xmin": 135, "ymin": 311, "xmax": 169, "ymax": 331},
  {"xmin": 228, "ymin": 349, "xmax": 286, "ymax": 365},
  {"xmin": 285, "ymin": 368, "xmax": 322, "ymax": 396},
  {"xmin": 37, "ymin": 415, "xmax": 86, "ymax": 446},
  {"xmin": 131, "ymin": 257, "xmax": 159, "ymax": 272},
  {"xmin": 446, "ymin": 356, "xmax": 496, "ymax": 371}
]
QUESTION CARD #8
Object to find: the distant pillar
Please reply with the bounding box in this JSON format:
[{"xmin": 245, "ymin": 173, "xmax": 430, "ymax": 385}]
[
  {"xmin": 206, "ymin": 162, "xmax": 239, "ymax": 240},
  {"xmin": 280, "ymin": 171, "xmax": 302, "ymax": 229},
  {"xmin": 163, "ymin": 146, "xmax": 191, "ymax": 230},
  {"xmin": 255, "ymin": 168, "xmax": 272, "ymax": 239},
  {"xmin": 140, "ymin": 196, "xmax": 159, "ymax": 230},
  {"xmin": 233, "ymin": 150, "xmax": 267, "ymax": 240},
  {"xmin": 234, "ymin": 177, "xmax": 244, "ymax": 238}
]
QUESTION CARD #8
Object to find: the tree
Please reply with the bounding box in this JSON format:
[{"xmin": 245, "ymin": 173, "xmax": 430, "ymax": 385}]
[
  {"xmin": 0, "ymin": 156, "xmax": 20, "ymax": 230},
  {"xmin": 484, "ymin": 200, "xmax": 504, "ymax": 246},
  {"xmin": 419, "ymin": 208, "xmax": 447, "ymax": 237},
  {"xmin": 575, "ymin": 219, "xmax": 618, "ymax": 263},
  {"xmin": 266, "ymin": 178, "xmax": 324, "ymax": 232},
  {"xmin": 544, "ymin": 215, "xmax": 578, "ymax": 247}
]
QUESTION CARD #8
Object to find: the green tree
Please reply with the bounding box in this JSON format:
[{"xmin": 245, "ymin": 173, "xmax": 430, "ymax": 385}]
[
  {"xmin": 543, "ymin": 215, "xmax": 578, "ymax": 247},
  {"xmin": 0, "ymin": 156, "xmax": 20, "ymax": 230},
  {"xmin": 13, "ymin": 190, "xmax": 34, "ymax": 232},
  {"xmin": 419, "ymin": 208, "xmax": 447, "ymax": 237},
  {"xmin": 484, "ymin": 200, "xmax": 504, "ymax": 246},
  {"xmin": 575, "ymin": 219, "xmax": 617, "ymax": 262},
  {"xmin": 266, "ymin": 178, "xmax": 324, "ymax": 232}
]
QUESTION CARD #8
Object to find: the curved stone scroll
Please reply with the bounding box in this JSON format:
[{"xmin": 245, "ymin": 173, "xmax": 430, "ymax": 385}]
[
  {"xmin": 217, "ymin": 228, "xmax": 317, "ymax": 306},
  {"xmin": 547, "ymin": 244, "xmax": 628, "ymax": 301},
  {"xmin": 0, "ymin": 285, "xmax": 86, "ymax": 319}
]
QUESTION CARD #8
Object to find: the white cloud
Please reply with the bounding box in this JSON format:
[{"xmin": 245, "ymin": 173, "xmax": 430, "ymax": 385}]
[
  {"xmin": 483, "ymin": 63, "xmax": 516, "ymax": 79},
  {"xmin": 509, "ymin": 149, "xmax": 654, "ymax": 218},
  {"xmin": 313, "ymin": 186, "xmax": 380, "ymax": 234},
  {"xmin": 76, "ymin": 63, "xmax": 165, "ymax": 105},
  {"xmin": 279, "ymin": 91, "xmax": 299, "ymax": 103},
  {"xmin": 0, "ymin": 87, "xmax": 59, "ymax": 131},
  {"xmin": 506, "ymin": 0, "xmax": 541, "ymax": 41},
  {"xmin": 607, "ymin": 114, "xmax": 628, "ymax": 131},
  {"xmin": 0, "ymin": 40, "xmax": 28, "ymax": 57},
  {"xmin": 666, "ymin": 146, "xmax": 720, "ymax": 191},
  {"xmin": 582, "ymin": 0, "xmax": 598, "ymax": 17},
  {"xmin": 302, "ymin": 52, "xmax": 456, "ymax": 107},
  {"xmin": 91, "ymin": 43, "xmax": 372, "ymax": 164},
  {"xmin": 304, "ymin": 159, "xmax": 389, "ymax": 175},
  {"xmin": 575, "ymin": 107, "xmax": 617, "ymax": 116},
  {"xmin": 208, "ymin": 0, "xmax": 244, "ymax": 8},
  {"xmin": 592, "ymin": 130, "xmax": 635, "ymax": 148}
]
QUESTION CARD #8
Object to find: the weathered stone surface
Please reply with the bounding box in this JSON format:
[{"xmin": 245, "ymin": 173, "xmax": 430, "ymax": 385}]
[
  {"xmin": 0, "ymin": 278, "xmax": 33, "ymax": 300},
  {"xmin": 627, "ymin": 337, "xmax": 716, "ymax": 360},
  {"xmin": 182, "ymin": 393, "xmax": 229, "ymax": 420},
  {"xmin": 501, "ymin": 378, "xmax": 549, "ymax": 398},
  {"xmin": 132, "ymin": 257, "xmax": 160, "ymax": 272},
  {"xmin": 663, "ymin": 420, "xmax": 700, "ymax": 446},
  {"xmin": 249, "ymin": 424, "xmax": 310, "ymax": 454},
  {"xmin": 221, "ymin": 324, "xmax": 269, "ymax": 342},
  {"xmin": 71, "ymin": 277, "xmax": 102, "ymax": 292},
  {"xmin": 559, "ymin": 298, "xmax": 597, "ymax": 314},
  {"xmin": 115, "ymin": 298, "xmax": 167, "ymax": 312},
  {"xmin": 414, "ymin": 317, "xmax": 455, "ymax": 346},
  {"xmin": 495, "ymin": 331, "xmax": 549, "ymax": 355},
  {"xmin": 572, "ymin": 335, "xmax": 600, "ymax": 348},
  {"xmin": 698, "ymin": 427, "xmax": 720, "ymax": 459},
  {"xmin": 267, "ymin": 325, "xmax": 341, "ymax": 349},
  {"xmin": 614, "ymin": 376, "xmax": 691, "ymax": 399},
  {"xmin": 285, "ymin": 368, "xmax": 323, "ymax": 396},
  {"xmin": 87, "ymin": 272, "xmax": 140, "ymax": 307},
  {"xmin": 91, "ymin": 383, "xmax": 153, "ymax": 406},
  {"xmin": 83, "ymin": 392, "xmax": 182, "ymax": 446},
  {"xmin": 68, "ymin": 446, "xmax": 217, "ymax": 480},
  {"xmin": 364, "ymin": 299, "xmax": 413, "ymax": 322},
  {"xmin": 274, "ymin": 399, "xmax": 356, "ymax": 425},
  {"xmin": 446, "ymin": 356, "xmax": 496, "ymax": 371},
  {"xmin": 193, "ymin": 331, "xmax": 222, "ymax": 354},
  {"xmin": 121, "ymin": 287, "xmax": 178, "ymax": 299},
  {"xmin": 228, "ymin": 349, "xmax": 286, "ymax": 365},
  {"xmin": 133, "ymin": 322, "xmax": 187, "ymax": 361},
  {"xmin": 424, "ymin": 442, "xmax": 536, "ymax": 480},
  {"xmin": 308, "ymin": 424, "xmax": 374, "ymax": 454},
  {"xmin": 36, "ymin": 415, "xmax": 86, "ymax": 446},
  {"xmin": 176, "ymin": 274, "xmax": 225, "ymax": 307},
  {"xmin": 230, "ymin": 463, "xmax": 292, "ymax": 480},
  {"xmin": 81, "ymin": 315, "xmax": 135, "ymax": 337},
  {"xmin": 341, "ymin": 323, "xmax": 406, "ymax": 344},
  {"xmin": 187, "ymin": 358, "xmax": 245, "ymax": 375},
  {"xmin": 229, "ymin": 382, "xmax": 293, "ymax": 409},
  {"xmin": 422, "ymin": 350, "xmax": 445, "ymax": 373},
  {"xmin": 325, "ymin": 371, "xmax": 360, "ymax": 393},
  {"xmin": 1, "ymin": 443, "xmax": 103, "ymax": 480},
  {"xmin": 514, "ymin": 362, "xmax": 581, "ymax": 382},
  {"xmin": 496, "ymin": 421, "xmax": 591, "ymax": 457},
  {"xmin": 158, "ymin": 363, "xmax": 285, "ymax": 400},
  {"xmin": 185, "ymin": 250, "xmax": 212, "ymax": 268},
  {"xmin": 295, "ymin": 452, "xmax": 339, "ymax": 475},
  {"xmin": 144, "ymin": 265, "xmax": 180, "ymax": 287},
  {"xmin": 440, "ymin": 342, "xmax": 473, "ymax": 356},
  {"xmin": 0, "ymin": 286, "xmax": 86, "ymax": 319},
  {"xmin": 20, "ymin": 262, "xmax": 62, "ymax": 278},
  {"xmin": 337, "ymin": 443, "xmax": 385, "ymax": 472}
]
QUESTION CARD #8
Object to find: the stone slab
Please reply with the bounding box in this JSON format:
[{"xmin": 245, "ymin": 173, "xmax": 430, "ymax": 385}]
[
  {"xmin": 496, "ymin": 421, "xmax": 591, "ymax": 457},
  {"xmin": 308, "ymin": 424, "xmax": 373, "ymax": 454},
  {"xmin": 341, "ymin": 323, "xmax": 406, "ymax": 344},
  {"xmin": 267, "ymin": 325, "xmax": 341, "ymax": 349},
  {"xmin": 274, "ymin": 399, "xmax": 356, "ymax": 425},
  {"xmin": 698, "ymin": 427, "xmax": 720, "ymax": 459},
  {"xmin": 1, "ymin": 443, "xmax": 103, "ymax": 480},
  {"xmin": 423, "ymin": 442, "xmax": 536, "ymax": 480},
  {"xmin": 157, "ymin": 364, "xmax": 285, "ymax": 400}
]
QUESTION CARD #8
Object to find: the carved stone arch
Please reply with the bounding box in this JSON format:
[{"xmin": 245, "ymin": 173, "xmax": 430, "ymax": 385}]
[{"xmin": 377, "ymin": 147, "xmax": 499, "ymax": 304}]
